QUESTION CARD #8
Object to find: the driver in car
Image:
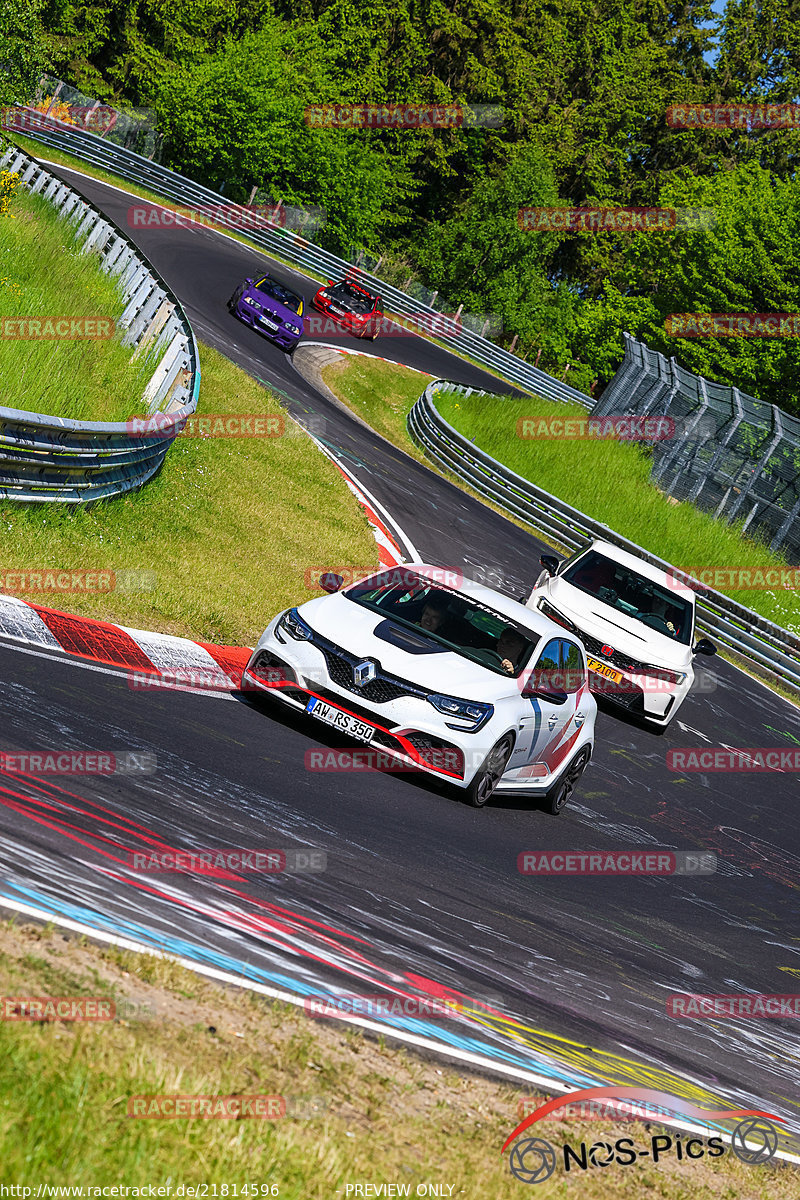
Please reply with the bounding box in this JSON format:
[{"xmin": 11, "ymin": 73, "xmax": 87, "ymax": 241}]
[{"xmin": 496, "ymin": 627, "xmax": 526, "ymax": 674}]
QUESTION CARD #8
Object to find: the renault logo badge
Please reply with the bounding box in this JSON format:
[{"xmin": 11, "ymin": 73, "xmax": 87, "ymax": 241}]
[{"xmin": 353, "ymin": 660, "xmax": 376, "ymax": 687}]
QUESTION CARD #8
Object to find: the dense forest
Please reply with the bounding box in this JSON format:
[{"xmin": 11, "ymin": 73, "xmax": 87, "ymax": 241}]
[{"xmin": 2, "ymin": 0, "xmax": 800, "ymax": 409}]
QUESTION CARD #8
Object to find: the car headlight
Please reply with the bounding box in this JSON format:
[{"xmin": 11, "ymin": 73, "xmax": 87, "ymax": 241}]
[
  {"xmin": 243, "ymin": 296, "xmax": 258, "ymax": 308},
  {"xmin": 285, "ymin": 323, "xmax": 301, "ymax": 336},
  {"xmin": 276, "ymin": 608, "xmax": 313, "ymax": 642},
  {"xmin": 640, "ymin": 665, "xmax": 686, "ymax": 684},
  {"xmin": 538, "ymin": 598, "xmax": 577, "ymax": 632},
  {"xmin": 427, "ymin": 693, "xmax": 493, "ymax": 732}
]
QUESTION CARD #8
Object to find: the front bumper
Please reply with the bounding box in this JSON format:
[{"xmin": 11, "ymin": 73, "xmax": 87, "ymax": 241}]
[
  {"xmin": 242, "ymin": 624, "xmax": 512, "ymax": 789},
  {"xmin": 311, "ymin": 295, "xmax": 365, "ymax": 334},
  {"xmin": 586, "ymin": 659, "xmax": 689, "ymax": 723},
  {"xmin": 233, "ymin": 299, "xmax": 302, "ymax": 349},
  {"xmin": 531, "ymin": 595, "xmax": 689, "ymax": 724}
]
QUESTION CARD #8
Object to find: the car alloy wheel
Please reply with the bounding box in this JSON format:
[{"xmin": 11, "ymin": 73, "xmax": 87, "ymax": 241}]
[
  {"xmin": 465, "ymin": 735, "xmax": 514, "ymax": 808},
  {"xmin": 543, "ymin": 746, "xmax": 590, "ymax": 815}
]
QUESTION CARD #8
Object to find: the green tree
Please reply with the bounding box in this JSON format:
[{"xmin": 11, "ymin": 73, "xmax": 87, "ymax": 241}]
[
  {"xmin": 412, "ymin": 144, "xmax": 581, "ymax": 373},
  {"xmin": 575, "ymin": 163, "xmax": 800, "ymax": 412},
  {"xmin": 153, "ymin": 24, "xmax": 413, "ymax": 249},
  {"xmin": 0, "ymin": 0, "xmax": 49, "ymax": 106}
]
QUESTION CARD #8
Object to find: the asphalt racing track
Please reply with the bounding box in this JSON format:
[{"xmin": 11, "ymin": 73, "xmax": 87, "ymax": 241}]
[{"xmin": 1, "ymin": 159, "xmax": 799, "ymax": 1155}]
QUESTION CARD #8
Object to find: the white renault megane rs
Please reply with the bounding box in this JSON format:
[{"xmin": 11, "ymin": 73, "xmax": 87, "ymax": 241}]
[{"xmin": 242, "ymin": 564, "xmax": 597, "ymax": 812}]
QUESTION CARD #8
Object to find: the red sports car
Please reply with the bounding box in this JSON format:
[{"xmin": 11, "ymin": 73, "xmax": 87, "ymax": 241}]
[{"xmin": 312, "ymin": 278, "xmax": 384, "ymax": 340}]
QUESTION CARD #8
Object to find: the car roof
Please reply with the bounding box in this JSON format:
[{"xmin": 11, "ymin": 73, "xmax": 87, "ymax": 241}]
[
  {"xmin": 367, "ymin": 562, "xmax": 578, "ymax": 640},
  {"xmin": 581, "ymin": 539, "xmax": 694, "ymax": 598}
]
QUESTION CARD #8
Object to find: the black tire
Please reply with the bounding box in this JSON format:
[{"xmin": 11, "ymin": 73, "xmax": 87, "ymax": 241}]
[
  {"xmin": 542, "ymin": 746, "xmax": 590, "ymax": 815},
  {"xmin": 464, "ymin": 735, "xmax": 514, "ymax": 808},
  {"xmin": 227, "ymin": 291, "xmax": 240, "ymax": 312}
]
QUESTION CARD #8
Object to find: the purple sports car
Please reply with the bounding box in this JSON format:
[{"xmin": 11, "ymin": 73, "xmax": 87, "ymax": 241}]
[{"xmin": 228, "ymin": 273, "xmax": 305, "ymax": 352}]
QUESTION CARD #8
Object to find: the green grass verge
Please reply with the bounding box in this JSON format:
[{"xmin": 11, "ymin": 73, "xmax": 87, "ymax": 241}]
[
  {"xmin": 0, "ymin": 343, "xmax": 377, "ymax": 644},
  {"xmin": 1, "ymin": 918, "xmax": 796, "ymax": 1198},
  {"xmin": 319, "ymin": 355, "xmax": 432, "ymax": 459},
  {"xmin": 0, "ymin": 185, "xmax": 153, "ymax": 421},
  {"xmin": 435, "ymin": 389, "xmax": 800, "ymax": 629}
]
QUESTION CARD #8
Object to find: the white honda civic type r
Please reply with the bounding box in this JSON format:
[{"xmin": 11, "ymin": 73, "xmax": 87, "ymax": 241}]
[
  {"xmin": 527, "ymin": 539, "xmax": 717, "ymax": 728},
  {"xmin": 242, "ymin": 564, "xmax": 597, "ymax": 812}
]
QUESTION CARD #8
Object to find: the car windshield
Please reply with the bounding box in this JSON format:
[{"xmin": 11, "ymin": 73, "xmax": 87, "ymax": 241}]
[
  {"xmin": 346, "ymin": 570, "xmax": 538, "ymax": 676},
  {"xmin": 255, "ymin": 277, "xmax": 303, "ymax": 314},
  {"xmin": 329, "ymin": 282, "xmax": 375, "ymax": 313},
  {"xmin": 561, "ymin": 550, "xmax": 693, "ymax": 644}
]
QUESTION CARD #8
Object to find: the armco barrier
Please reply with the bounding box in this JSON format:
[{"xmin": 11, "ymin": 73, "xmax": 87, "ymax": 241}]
[
  {"xmin": 595, "ymin": 333, "xmax": 800, "ymax": 562},
  {"xmin": 409, "ymin": 380, "xmax": 800, "ymax": 697},
  {"xmin": 0, "ymin": 143, "xmax": 200, "ymax": 502},
  {"xmin": 5, "ymin": 109, "xmax": 591, "ymax": 408}
]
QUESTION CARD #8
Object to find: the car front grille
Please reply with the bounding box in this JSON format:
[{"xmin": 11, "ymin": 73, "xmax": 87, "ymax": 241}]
[
  {"xmin": 579, "ymin": 630, "xmax": 647, "ymax": 673},
  {"xmin": 311, "ymin": 634, "xmax": 428, "ymax": 706}
]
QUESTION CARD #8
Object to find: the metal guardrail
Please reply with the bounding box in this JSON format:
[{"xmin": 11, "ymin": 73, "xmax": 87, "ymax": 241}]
[
  {"xmin": 596, "ymin": 333, "xmax": 800, "ymax": 562},
  {"xmin": 0, "ymin": 143, "xmax": 200, "ymax": 503},
  {"xmin": 5, "ymin": 110, "xmax": 593, "ymax": 408},
  {"xmin": 409, "ymin": 380, "xmax": 800, "ymax": 696}
]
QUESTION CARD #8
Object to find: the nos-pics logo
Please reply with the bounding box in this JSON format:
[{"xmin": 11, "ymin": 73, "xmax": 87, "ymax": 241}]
[{"xmin": 501, "ymin": 1086, "xmax": 786, "ymax": 1184}]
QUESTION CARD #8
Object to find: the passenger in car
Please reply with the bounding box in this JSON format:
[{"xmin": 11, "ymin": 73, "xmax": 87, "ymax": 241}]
[{"xmin": 417, "ymin": 596, "xmax": 449, "ymax": 633}]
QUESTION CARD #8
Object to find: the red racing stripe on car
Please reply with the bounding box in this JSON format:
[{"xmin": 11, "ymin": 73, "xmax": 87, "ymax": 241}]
[{"xmin": 543, "ymin": 725, "xmax": 583, "ymax": 773}]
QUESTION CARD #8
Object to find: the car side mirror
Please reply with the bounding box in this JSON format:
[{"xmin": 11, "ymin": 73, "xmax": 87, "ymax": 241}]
[
  {"xmin": 319, "ymin": 572, "xmax": 344, "ymax": 594},
  {"xmin": 245, "ymin": 277, "xmax": 253, "ymax": 285},
  {"xmin": 693, "ymin": 638, "xmax": 717, "ymax": 657},
  {"xmin": 540, "ymin": 555, "xmax": 560, "ymax": 577}
]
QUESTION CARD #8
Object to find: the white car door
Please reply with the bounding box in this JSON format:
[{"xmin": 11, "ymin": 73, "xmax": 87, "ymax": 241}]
[{"xmin": 505, "ymin": 636, "xmax": 583, "ymax": 782}]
